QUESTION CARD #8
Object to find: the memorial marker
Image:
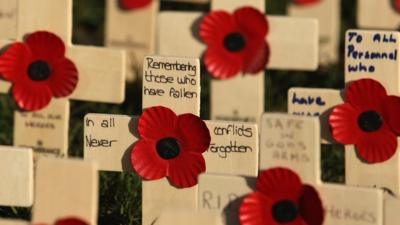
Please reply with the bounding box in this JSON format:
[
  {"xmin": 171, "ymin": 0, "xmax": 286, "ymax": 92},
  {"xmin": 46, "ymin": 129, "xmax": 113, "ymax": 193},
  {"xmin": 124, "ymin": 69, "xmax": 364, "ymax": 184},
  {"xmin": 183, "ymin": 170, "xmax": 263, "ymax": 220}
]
[
  {"xmin": 158, "ymin": 0, "xmax": 318, "ymax": 124},
  {"xmin": 358, "ymin": 0, "xmax": 400, "ymax": 29},
  {"xmin": 0, "ymin": 0, "xmax": 125, "ymax": 158}
]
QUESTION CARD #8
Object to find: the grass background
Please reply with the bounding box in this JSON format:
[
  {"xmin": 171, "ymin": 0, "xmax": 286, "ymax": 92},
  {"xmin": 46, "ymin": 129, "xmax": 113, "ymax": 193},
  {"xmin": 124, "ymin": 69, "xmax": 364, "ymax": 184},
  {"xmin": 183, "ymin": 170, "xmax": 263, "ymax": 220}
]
[{"xmin": 0, "ymin": 0, "xmax": 357, "ymax": 224}]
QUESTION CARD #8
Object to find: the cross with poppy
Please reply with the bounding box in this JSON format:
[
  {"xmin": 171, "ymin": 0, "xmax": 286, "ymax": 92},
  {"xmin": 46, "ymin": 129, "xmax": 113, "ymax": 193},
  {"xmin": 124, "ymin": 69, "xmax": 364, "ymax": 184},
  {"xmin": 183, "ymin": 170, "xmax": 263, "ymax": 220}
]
[
  {"xmin": 288, "ymin": 30, "xmax": 400, "ymax": 196},
  {"xmin": 158, "ymin": 0, "xmax": 318, "ymax": 125},
  {"xmin": 197, "ymin": 113, "xmax": 385, "ymax": 225},
  {"xmin": 0, "ymin": 145, "xmax": 33, "ymax": 207},
  {"xmin": 288, "ymin": 0, "xmax": 340, "ymax": 65},
  {"xmin": 357, "ymin": 0, "xmax": 400, "ymax": 29},
  {"xmin": 105, "ymin": 0, "xmax": 158, "ymax": 81},
  {"xmin": 83, "ymin": 55, "xmax": 260, "ymax": 225},
  {"xmin": 0, "ymin": 0, "xmax": 126, "ymax": 158},
  {"xmin": 31, "ymin": 157, "xmax": 98, "ymax": 224}
]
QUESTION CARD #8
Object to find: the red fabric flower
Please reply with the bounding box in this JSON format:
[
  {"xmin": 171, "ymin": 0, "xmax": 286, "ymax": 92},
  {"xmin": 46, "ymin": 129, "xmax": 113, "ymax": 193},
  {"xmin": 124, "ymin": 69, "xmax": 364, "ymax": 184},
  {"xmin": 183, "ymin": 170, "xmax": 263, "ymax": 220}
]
[
  {"xmin": 131, "ymin": 106, "xmax": 211, "ymax": 188},
  {"xmin": 34, "ymin": 217, "xmax": 89, "ymax": 225},
  {"xmin": 119, "ymin": 0, "xmax": 152, "ymax": 10},
  {"xmin": 393, "ymin": 0, "xmax": 400, "ymax": 13},
  {"xmin": 200, "ymin": 6, "xmax": 269, "ymax": 79},
  {"xmin": 240, "ymin": 168, "xmax": 324, "ymax": 225},
  {"xmin": 0, "ymin": 31, "xmax": 78, "ymax": 111},
  {"xmin": 292, "ymin": 0, "xmax": 321, "ymax": 5},
  {"xmin": 329, "ymin": 79, "xmax": 400, "ymax": 163}
]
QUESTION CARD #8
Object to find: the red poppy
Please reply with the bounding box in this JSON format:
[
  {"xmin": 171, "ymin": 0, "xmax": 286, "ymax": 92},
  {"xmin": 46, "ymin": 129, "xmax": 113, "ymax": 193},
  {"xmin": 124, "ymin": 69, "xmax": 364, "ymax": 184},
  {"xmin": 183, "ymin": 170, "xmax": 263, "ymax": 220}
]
[
  {"xmin": 131, "ymin": 106, "xmax": 211, "ymax": 188},
  {"xmin": 119, "ymin": 0, "xmax": 152, "ymax": 10},
  {"xmin": 291, "ymin": 0, "xmax": 320, "ymax": 5},
  {"xmin": 200, "ymin": 6, "xmax": 269, "ymax": 79},
  {"xmin": 239, "ymin": 168, "xmax": 324, "ymax": 225},
  {"xmin": 329, "ymin": 79, "xmax": 400, "ymax": 163},
  {"xmin": 393, "ymin": 0, "xmax": 400, "ymax": 13},
  {"xmin": 0, "ymin": 31, "xmax": 78, "ymax": 111},
  {"xmin": 34, "ymin": 217, "xmax": 89, "ymax": 225}
]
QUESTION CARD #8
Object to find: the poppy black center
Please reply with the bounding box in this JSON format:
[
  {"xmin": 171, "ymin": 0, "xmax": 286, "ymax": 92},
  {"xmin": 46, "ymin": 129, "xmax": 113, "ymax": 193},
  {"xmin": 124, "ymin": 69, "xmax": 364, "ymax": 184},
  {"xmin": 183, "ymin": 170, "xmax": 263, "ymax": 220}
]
[
  {"xmin": 358, "ymin": 111, "xmax": 383, "ymax": 132},
  {"xmin": 28, "ymin": 60, "xmax": 52, "ymax": 81},
  {"xmin": 156, "ymin": 137, "xmax": 181, "ymax": 160},
  {"xmin": 272, "ymin": 200, "xmax": 299, "ymax": 223},
  {"xmin": 224, "ymin": 32, "xmax": 246, "ymax": 52}
]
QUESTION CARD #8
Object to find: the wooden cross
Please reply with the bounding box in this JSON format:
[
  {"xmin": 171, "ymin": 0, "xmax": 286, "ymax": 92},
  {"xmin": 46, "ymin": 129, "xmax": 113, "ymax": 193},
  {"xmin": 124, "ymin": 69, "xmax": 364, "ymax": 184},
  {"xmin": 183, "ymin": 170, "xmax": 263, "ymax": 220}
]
[
  {"xmin": 198, "ymin": 114, "xmax": 384, "ymax": 225},
  {"xmin": 31, "ymin": 157, "xmax": 98, "ymax": 224},
  {"xmin": 288, "ymin": 30, "xmax": 400, "ymax": 195},
  {"xmin": 0, "ymin": 0, "xmax": 125, "ymax": 158},
  {"xmin": 158, "ymin": 0, "xmax": 318, "ymax": 124},
  {"xmin": 288, "ymin": 0, "xmax": 340, "ymax": 65},
  {"xmin": 357, "ymin": 0, "xmax": 400, "ymax": 29},
  {"xmin": 0, "ymin": 145, "xmax": 33, "ymax": 207},
  {"xmin": 105, "ymin": 0, "xmax": 158, "ymax": 81},
  {"xmin": 83, "ymin": 55, "xmax": 259, "ymax": 224}
]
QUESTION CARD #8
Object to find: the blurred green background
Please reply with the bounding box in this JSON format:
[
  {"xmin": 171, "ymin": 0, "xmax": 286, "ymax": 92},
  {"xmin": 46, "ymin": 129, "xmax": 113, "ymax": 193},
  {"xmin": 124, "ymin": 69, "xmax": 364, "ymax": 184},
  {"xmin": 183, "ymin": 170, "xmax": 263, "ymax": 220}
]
[{"xmin": 0, "ymin": 0, "xmax": 355, "ymax": 224}]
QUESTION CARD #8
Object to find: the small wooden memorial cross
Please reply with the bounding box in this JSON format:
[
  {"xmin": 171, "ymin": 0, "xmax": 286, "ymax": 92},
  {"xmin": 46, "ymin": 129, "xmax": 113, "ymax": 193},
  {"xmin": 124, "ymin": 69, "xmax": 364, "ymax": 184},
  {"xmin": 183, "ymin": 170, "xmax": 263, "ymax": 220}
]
[
  {"xmin": 0, "ymin": 145, "xmax": 33, "ymax": 207},
  {"xmin": 158, "ymin": 0, "xmax": 318, "ymax": 124},
  {"xmin": 288, "ymin": 0, "xmax": 340, "ymax": 65},
  {"xmin": 31, "ymin": 157, "xmax": 99, "ymax": 224},
  {"xmin": 357, "ymin": 0, "xmax": 400, "ymax": 29},
  {"xmin": 198, "ymin": 113, "xmax": 384, "ymax": 225},
  {"xmin": 84, "ymin": 55, "xmax": 259, "ymax": 224},
  {"xmin": 0, "ymin": 0, "xmax": 125, "ymax": 158},
  {"xmin": 288, "ymin": 30, "xmax": 400, "ymax": 195},
  {"xmin": 105, "ymin": 0, "xmax": 158, "ymax": 81}
]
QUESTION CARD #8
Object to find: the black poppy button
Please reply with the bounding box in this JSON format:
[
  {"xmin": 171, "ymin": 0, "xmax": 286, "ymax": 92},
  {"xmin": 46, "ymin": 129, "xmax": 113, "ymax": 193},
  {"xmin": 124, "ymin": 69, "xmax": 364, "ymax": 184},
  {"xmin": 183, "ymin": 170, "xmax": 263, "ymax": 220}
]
[
  {"xmin": 28, "ymin": 60, "xmax": 52, "ymax": 81},
  {"xmin": 156, "ymin": 137, "xmax": 181, "ymax": 160},
  {"xmin": 272, "ymin": 200, "xmax": 299, "ymax": 223},
  {"xmin": 224, "ymin": 32, "xmax": 246, "ymax": 52},
  {"xmin": 358, "ymin": 111, "xmax": 383, "ymax": 132}
]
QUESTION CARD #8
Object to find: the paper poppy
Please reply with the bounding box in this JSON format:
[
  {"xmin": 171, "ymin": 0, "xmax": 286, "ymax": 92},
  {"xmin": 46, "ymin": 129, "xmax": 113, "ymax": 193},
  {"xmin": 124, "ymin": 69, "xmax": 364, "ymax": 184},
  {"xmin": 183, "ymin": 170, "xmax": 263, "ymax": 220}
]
[
  {"xmin": 200, "ymin": 6, "xmax": 269, "ymax": 79},
  {"xmin": 34, "ymin": 217, "xmax": 89, "ymax": 225},
  {"xmin": 329, "ymin": 78, "xmax": 400, "ymax": 163},
  {"xmin": 119, "ymin": 0, "xmax": 152, "ymax": 10},
  {"xmin": 291, "ymin": 0, "xmax": 321, "ymax": 5},
  {"xmin": 131, "ymin": 106, "xmax": 211, "ymax": 188},
  {"xmin": 393, "ymin": 0, "xmax": 400, "ymax": 13},
  {"xmin": 239, "ymin": 167, "xmax": 324, "ymax": 225},
  {"xmin": 0, "ymin": 31, "xmax": 78, "ymax": 111}
]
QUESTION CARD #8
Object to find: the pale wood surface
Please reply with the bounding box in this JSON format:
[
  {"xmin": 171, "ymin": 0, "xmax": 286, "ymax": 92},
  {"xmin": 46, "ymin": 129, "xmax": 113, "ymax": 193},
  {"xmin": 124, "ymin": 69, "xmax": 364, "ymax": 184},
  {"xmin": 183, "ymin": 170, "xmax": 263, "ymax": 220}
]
[
  {"xmin": 259, "ymin": 113, "xmax": 321, "ymax": 185},
  {"xmin": 84, "ymin": 114, "xmax": 138, "ymax": 172},
  {"xmin": 198, "ymin": 174, "xmax": 255, "ymax": 225},
  {"xmin": 346, "ymin": 144, "xmax": 400, "ymax": 195},
  {"xmin": 385, "ymin": 195, "xmax": 400, "ymax": 225},
  {"xmin": 0, "ymin": 219, "xmax": 29, "ymax": 225},
  {"xmin": 142, "ymin": 55, "xmax": 200, "ymax": 115},
  {"xmin": 357, "ymin": 0, "xmax": 400, "ymax": 29},
  {"xmin": 0, "ymin": 0, "xmax": 17, "ymax": 39},
  {"xmin": 344, "ymin": 30, "xmax": 400, "ymax": 195},
  {"xmin": 142, "ymin": 55, "xmax": 201, "ymax": 225},
  {"xmin": 105, "ymin": 0, "xmax": 158, "ymax": 81},
  {"xmin": 14, "ymin": 99, "xmax": 69, "ymax": 158},
  {"xmin": 345, "ymin": 30, "xmax": 400, "ymax": 95},
  {"xmin": 32, "ymin": 158, "xmax": 98, "ymax": 225},
  {"xmin": 288, "ymin": 88, "xmax": 343, "ymax": 144},
  {"xmin": 319, "ymin": 183, "xmax": 383, "ymax": 225},
  {"xmin": 288, "ymin": 0, "xmax": 340, "ymax": 64},
  {"xmin": 156, "ymin": 210, "xmax": 223, "ymax": 225},
  {"xmin": 204, "ymin": 121, "xmax": 258, "ymax": 177},
  {"xmin": 158, "ymin": 13, "xmax": 318, "ymax": 71},
  {"xmin": 0, "ymin": 146, "xmax": 33, "ymax": 207},
  {"xmin": 143, "ymin": 180, "xmax": 197, "ymax": 225}
]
